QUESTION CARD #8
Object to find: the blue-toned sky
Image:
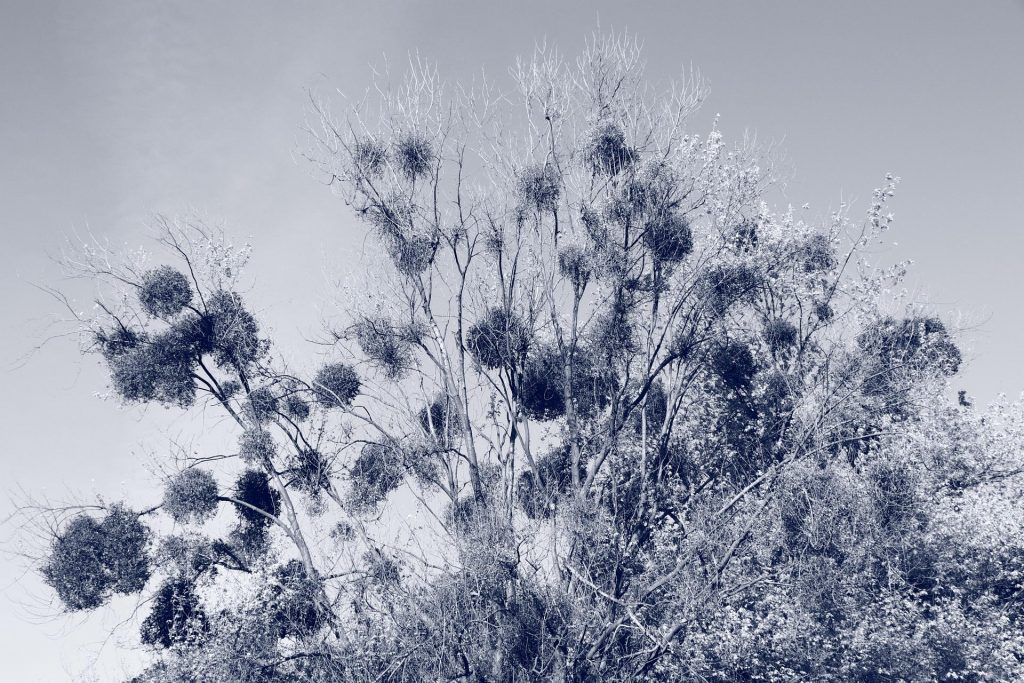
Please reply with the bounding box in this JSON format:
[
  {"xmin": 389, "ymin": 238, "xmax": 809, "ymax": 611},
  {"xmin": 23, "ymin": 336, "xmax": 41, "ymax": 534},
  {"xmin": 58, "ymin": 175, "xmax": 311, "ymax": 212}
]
[{"xmin": 1, "ymin": 1, "xmax": 1023, "ymax": 680}]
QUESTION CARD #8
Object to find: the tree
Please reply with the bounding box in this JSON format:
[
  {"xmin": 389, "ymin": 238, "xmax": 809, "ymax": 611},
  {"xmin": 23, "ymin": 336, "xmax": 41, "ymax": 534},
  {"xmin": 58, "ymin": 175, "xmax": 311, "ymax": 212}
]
[{"xmin": 26, "ymin": 32, "xmax": 1024, "ymax": 681}]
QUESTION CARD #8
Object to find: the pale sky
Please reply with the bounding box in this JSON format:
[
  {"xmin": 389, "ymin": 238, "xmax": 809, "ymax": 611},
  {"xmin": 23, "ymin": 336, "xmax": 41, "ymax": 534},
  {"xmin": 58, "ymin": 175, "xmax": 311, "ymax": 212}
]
[{"xmin": 1, "ymin": 1, "xmax": 1023, "ymax": 680}]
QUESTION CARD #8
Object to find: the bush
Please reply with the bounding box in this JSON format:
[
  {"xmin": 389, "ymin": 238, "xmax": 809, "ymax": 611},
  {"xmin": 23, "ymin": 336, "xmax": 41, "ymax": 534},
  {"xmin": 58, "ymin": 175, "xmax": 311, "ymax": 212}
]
[
  {"xmin": 519, "ymin": 344, "xmax": 612, "ymax": 421},
  {"xmin": 94, "ymin": 325, "xmax": 144, "ymax": 360},
  {"xmin": 270, "ymin": 560, "xmax": 328, "ymax": 638},
  {"xmin": 163, "ymin": 469, "xmax": 219, "ymax": 524},
  {"xmin": 518, "ymin": 163, "xmax": 561, "ymax": 213},
  {"xmin": 138, "ymin": 266, "xmax": 193, "ymax": 318},
  {"xmin": 203, "ymin": 290, "xmax": 268, "ymax": 370},
  {"xmin": 313, "ymin": 362, "xmax": 360, "ymax": 408},
  {"xmin": 516, "ymin": 445, "xmax": 575, "ymax": 518},
  {"xmin": 800, "ymin": 233, "xmax": 836, "ymax": 272},
  {"xmin": 291, "ymin": 448, "xmax": 332, "ymax": 495},
  {"xmin": 465, "ymin": 308, "xmax": 530, "ymax": 370},
  {"xmin": 703, "ymin": 264, "xmax": 760, "ymax": 317},
  {"xmin": 395, "ymin": 131, "xmax": 434, "ymax": 180}
]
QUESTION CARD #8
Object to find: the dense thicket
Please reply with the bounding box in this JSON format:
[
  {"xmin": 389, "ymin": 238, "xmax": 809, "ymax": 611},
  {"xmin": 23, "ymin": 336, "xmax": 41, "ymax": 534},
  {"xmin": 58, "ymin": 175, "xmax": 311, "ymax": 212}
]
[{"xmin": 34, "ymin": 34, "xmax": 1024, "ymax": 682}]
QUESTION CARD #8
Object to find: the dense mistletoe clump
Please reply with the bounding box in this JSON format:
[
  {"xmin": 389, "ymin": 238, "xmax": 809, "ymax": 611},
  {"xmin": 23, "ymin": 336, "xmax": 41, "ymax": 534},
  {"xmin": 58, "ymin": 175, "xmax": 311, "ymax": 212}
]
[
  {"xmin": 42, "ymin": 505, "xmax": 150, "ymax": 611},
  {"xmin": 711, "ymin": 340, "xmax": 758, "ymax": 391},
  {"xmin": 94, "ymin": 325, "xmax": 144, "ymax": 360},
  {"xmin": 800, "ymin": 233, "xmax": 836, "ymax": 272},
  {"xmin": 163, "ymin": 469, "xmax": 219, "ymax": 524},
  {"xmin": 108, "ymin": 325, "xmax": 198, "ymax": 407},
  {"xmin": 282, "ymin": 392, "xmax": 310, "ymax": 421},
  {"xmin": 244, "ymin": 386, "xmax": 278, "ymax": 423},
  {"xmin": 352, "ymin": 137, "xmax": 387, "ymax": 178},
  {"xmin": 230, "ymin": 469, "xmax": 281, "ymax": 553},
  {"xmin": 703, "ymin": 264, "xmax": 761, "ymax": 317},
  {"xmin": 312, "ymin": 362, "xmax": 360, "ymax": 408},
  {"xmin": 138, "ymin": 266, "xmax": 193, "ymax": 318},
  {"xmin": 395, "ymin": 131, "xmax": 434, "ymax": 180},
  {"xmin": 516, "ymin": 445, "xmax": 576, "ymax": 519},
  {"xmin": 140, "ymin": 578, "xmax": 208, "ymax": 648},
  {"xmin": 465, "ymin": 307, "xmax": 530, "ymax": 370},
  {"xmin": 202, "ymin": 290, "xmax": 268, "ymax": 370},
  {"xmin": 354, "ymin": 317, "xmax": 420, "ymax": 379},
  {"xmin": 518, "ymin": 344, "xmax": 612, "ymax": 421},
  {"xmin": 643, "ymin": 211, "xmax": 693, "ymax": 263},
  {"xmin": 518, "ymin": 162, "xmax": 561, "ymax": 213},
  {"xmin": 585, "ymin": 121, "xmax": 635, "ymax": 176},
  {"xmin": 268, "ymin": 560, "xmax": 329, "ymax": 638},
  {"xmin": 348, "ymin": 442, "xmax": 404, "ymax": 511},
  {"xmin": 291, "ymin": 448, "xmax": 332, "ymax": 495},
  {"xmin": 238, "ymin": 427, "xmax": 276, "ymax": 464},
  {"xmin": 763, "ymin": 318, "xmax": 799, "ymax": 354},
  {"xmin": 558, "ymin": 244, "xmax": 592, "ymax": 290},
  {"xmin": 418, "ymin": 394, "xmax": 462, "ymax": 446}
]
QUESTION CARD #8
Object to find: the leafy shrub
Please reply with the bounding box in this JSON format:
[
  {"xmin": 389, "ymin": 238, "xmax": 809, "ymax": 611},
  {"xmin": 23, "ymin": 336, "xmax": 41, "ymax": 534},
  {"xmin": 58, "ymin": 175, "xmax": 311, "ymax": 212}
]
[
  {"xmin": 269, "ymin": 560, "xmax": 328, "ymax": 638},
  {"xmin": 312, "ymin": 362, "xmax": 360, "ymax": 408},
  {"xmin": 703, "ymin": 264, "xmax": 760, "ymax": 317},
  {"xmin": 232, "ymin": 469, "xmax": 281, "ymax": 528},
  {"xmin": 800, "ymin": 233, "xmax": 836, "ymax": 272},
  {"xmin": 163, "ymin": 469, "xmax": 219, "ymax": 524},
  {"xmin": 418, "ymin": 394, "xmax": 462, "ymax": 446},
  {"xmin": 94, "ymin": 325, "xmax": 144, "ymax": 360},
  {"xmin": 282, "ymin": 393, "xmax": 310, "ymax": 421},
  {"xmin": 138, "ymin": 266, "xmax": 193, "ymax": 318},
  {"xmin": 108, "ymin": 327, "xmax": 197, "ymax": 407},
  {"xmin": 291, "ymin": 448, "xmax": 332, "ymax": 495},
  {"xmin": 203, "ymin": 290, "xmax": 268, "ymax": 370}
]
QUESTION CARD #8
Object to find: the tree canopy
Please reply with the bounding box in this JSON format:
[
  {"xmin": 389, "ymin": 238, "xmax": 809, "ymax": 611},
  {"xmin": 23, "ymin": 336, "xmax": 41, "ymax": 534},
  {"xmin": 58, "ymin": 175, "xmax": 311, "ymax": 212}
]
[{"xmin": 28, "ymin": 33, "xmax": 1024, "ymax": 682}]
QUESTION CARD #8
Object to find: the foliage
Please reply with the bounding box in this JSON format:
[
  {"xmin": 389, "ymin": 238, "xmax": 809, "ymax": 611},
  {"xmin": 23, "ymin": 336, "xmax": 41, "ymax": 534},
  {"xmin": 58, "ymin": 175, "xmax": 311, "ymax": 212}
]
[
  {"xmin": 33, "ymin": 32, "xmax": 1024, "ymax": 683},
  {"xmin": 312, "ymin": 362, "xmax": 360, "ymax": 408},
  {"xmin": 163, "ymin": 468, "xmax": 219, "ymax": 524},
  {"xmin": 42, "ymin": 505, "xmax": 150, "ymax": 611}
]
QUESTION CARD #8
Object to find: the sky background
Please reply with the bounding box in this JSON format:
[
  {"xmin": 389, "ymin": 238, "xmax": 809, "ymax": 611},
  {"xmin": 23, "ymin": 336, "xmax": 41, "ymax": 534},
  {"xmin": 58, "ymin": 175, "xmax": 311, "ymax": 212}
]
[{"xmin": 1, "ymin": 1, "xmax": 1022, "ymax": 680}]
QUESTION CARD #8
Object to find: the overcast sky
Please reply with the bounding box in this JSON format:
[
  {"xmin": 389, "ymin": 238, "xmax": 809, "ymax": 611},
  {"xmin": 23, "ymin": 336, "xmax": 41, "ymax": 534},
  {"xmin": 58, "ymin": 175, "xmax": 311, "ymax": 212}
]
[{"xmin": 1, "ymin": 1, "xmax": 1023, "ymax": 680}]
